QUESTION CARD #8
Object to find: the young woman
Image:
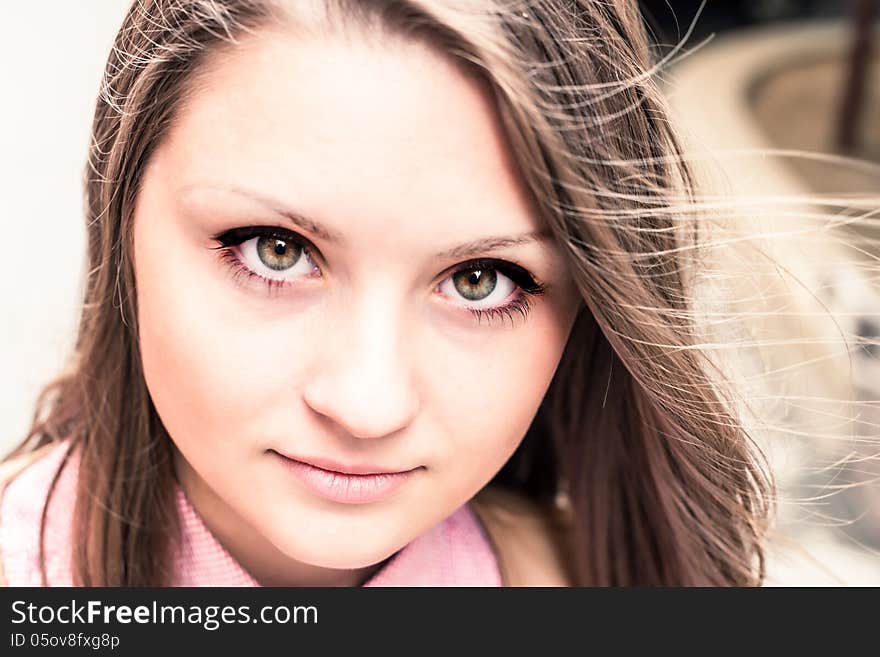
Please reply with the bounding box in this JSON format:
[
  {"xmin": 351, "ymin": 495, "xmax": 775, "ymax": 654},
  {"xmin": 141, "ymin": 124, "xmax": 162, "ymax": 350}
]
[{"xmin": 0, "ymin": 0, "xmax": 771, "ymax": 586}]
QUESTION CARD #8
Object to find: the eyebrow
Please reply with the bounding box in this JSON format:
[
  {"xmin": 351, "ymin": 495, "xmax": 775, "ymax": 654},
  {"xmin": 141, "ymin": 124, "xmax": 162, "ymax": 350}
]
[
  {"xmin": 434, "ymin": 232, "xmax": 549, "ymax": 259},
  {"xmin": 188, "ymin": 185, "xmax": 551, "ymax": 259}
]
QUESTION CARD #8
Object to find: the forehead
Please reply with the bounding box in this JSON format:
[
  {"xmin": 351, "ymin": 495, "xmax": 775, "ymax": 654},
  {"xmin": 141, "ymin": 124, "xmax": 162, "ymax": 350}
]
[{"xmin": 155, "ymin": 26, "xmax": 543, "ymax": 246}]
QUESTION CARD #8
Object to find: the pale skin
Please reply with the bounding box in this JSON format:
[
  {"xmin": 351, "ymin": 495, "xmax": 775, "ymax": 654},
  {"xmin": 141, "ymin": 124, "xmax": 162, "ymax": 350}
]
[{"xmin": 133, "ymin": 23, "xmax": 581, "ymax": 586}]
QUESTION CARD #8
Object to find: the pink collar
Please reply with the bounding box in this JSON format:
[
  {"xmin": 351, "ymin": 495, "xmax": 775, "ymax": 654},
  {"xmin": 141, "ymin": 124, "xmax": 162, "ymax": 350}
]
[{"xmin": 1, "ymin": 442, "xmax": 502, "ymax": 587}]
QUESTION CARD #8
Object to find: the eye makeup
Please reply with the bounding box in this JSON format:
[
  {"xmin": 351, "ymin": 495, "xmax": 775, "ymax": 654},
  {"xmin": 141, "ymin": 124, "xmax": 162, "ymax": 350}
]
[
  {"xmin": 210, "ymin": 225, "xmax": 547, "ymax": 328},
  {"xmin": 210, "ymin": 225, "xmax": 321, "ymax": 293},
  {"xmin": 437, "ymin": 257, "xmax": 546, "ymax": 327}
]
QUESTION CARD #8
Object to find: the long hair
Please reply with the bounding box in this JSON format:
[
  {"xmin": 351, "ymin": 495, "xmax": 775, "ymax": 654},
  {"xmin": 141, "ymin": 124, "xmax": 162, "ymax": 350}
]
[{"xmin": 8, "ymin": 0, "xmax": 773, "ymax": 586}]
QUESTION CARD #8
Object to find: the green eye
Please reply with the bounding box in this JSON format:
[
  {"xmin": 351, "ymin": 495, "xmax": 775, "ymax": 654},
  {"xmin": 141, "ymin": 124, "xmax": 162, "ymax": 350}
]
[
  {"xmin": 256, "ymin": 236, "xmax": 303, "ymax": 271},
  {"xmin": 452, "ymin": 268, "xmax": 497, "ymax": 301}
]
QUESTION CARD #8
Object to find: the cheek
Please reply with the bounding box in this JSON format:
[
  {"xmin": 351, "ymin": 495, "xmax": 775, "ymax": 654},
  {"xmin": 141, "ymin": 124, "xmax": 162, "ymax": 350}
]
[
  {"xmin": 425, "ymin": 306, "xmax": 572, "ymax": 497},
  {"xmin": 133, "ymin": 216, "xmax": 309, "ymax": 471}
]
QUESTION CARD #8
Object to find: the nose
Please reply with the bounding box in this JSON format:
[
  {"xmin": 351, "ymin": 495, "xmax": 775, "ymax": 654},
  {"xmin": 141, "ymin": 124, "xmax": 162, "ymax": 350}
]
[{"xmin": 302, "ymin": 293, "xmax": 421, "ymax": 440}]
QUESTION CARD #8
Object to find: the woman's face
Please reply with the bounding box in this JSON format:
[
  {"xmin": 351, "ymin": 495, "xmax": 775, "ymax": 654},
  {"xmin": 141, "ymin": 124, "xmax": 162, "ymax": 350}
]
[{"xmin": 133, "ymin": 26, "xmax": 581, "ymax": 579}]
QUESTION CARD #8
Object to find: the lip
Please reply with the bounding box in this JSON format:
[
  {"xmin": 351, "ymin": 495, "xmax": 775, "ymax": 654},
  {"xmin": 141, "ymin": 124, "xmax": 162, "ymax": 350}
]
[{"xmin": 272, "ymin": 450, "xmax": 420, "ymax": 504}]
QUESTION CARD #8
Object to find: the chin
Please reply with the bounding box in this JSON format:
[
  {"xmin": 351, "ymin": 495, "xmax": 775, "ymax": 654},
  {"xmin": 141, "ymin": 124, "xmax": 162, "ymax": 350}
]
[
  {"xmin": 276, "ymin": 536, "xmax": 402, "ymax": 571},
  {"xmin": 263, "ymin": 513, "xmax": 410, "ymax": 571}
]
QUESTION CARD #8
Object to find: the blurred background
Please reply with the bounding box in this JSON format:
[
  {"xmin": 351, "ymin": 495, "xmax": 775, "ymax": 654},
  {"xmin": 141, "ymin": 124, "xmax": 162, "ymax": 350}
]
[
  {"xmin": 0, "ymin": 1, "xmax": 877, "ymax": 584},
  {"xmin": 649, "ymin": 0, "xmax": 880, "ymax": 584}
]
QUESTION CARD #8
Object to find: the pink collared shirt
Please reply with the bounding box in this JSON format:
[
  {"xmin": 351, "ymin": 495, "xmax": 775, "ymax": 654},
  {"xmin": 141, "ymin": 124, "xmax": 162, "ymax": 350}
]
[{"xmin": 0, "ymin": 442, "xmax": 502, "ymax": 587}]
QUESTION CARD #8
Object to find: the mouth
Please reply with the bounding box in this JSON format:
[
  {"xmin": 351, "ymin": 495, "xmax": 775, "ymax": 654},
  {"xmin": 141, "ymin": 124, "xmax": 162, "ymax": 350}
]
[{"xmin": 270, "ymin": 450, "xmax": 422, "ymax": 504}]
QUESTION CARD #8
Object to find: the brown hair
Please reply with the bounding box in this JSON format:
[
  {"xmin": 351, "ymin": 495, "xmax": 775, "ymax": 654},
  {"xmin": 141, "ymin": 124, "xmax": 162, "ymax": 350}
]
[{"xmin": 8, "ymin": 0, "xmax": 771, "ymax": 586}]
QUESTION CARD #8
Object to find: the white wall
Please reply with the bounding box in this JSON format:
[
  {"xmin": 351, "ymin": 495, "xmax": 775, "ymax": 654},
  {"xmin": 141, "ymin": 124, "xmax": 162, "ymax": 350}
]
[{"xmin": 0, "ymin": 2, "xmax": 129, "ymax": 454}]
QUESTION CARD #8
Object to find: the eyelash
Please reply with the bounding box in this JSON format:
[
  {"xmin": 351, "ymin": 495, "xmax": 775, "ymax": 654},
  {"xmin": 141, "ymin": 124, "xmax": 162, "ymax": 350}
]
[{"xmin": 210, "ymin": 225, "xmax": 546, "ymax": 327}]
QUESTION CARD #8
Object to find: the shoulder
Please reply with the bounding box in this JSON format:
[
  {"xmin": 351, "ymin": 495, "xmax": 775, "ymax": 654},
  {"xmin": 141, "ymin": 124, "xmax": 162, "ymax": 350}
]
[
  {"xmin": 0, "ymin": 441, "xmax": 74, "ymax": 586},
  {"xmin": 470, "ymin": 484, "xmax": 574, "ymax": 587}
]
